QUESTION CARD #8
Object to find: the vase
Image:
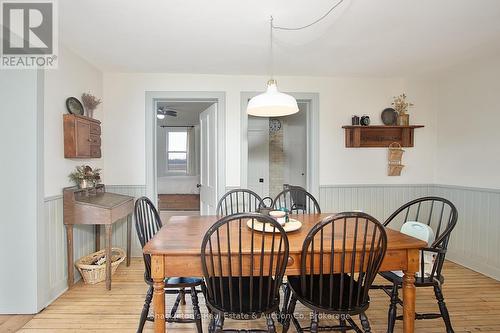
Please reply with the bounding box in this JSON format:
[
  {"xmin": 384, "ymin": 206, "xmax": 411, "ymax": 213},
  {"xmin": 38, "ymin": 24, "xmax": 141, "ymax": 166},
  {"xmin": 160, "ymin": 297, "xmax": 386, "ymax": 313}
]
[
  {"xmin": 398, "ymin": 113, "xmax": 409, "ymax": 126},
  {"xmin": 79, "ymin": 179, "xmax": 88, "ymax": 189}
]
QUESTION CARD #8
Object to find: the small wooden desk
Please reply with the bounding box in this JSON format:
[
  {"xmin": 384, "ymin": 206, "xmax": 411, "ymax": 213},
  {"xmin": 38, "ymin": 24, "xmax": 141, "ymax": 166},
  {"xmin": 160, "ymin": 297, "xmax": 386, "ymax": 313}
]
[
  {"xmin": 144, "ymin": 214, "xmax": 426, "ymax": 333},
  {"xmin": 63, "ymin": 185, "xmax": 134, "ymax": 290}
]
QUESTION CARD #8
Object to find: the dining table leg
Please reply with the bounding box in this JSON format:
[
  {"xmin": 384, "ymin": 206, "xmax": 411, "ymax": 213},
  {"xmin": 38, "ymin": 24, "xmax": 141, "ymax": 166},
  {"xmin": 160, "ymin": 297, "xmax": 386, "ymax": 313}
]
[
  {"xmin": 403, "ymin": 248, "xmax": 419, "ymax": 333},
  {"xmin": 152, "ymin": 254, "xmax": 166, "ymax": 333}
]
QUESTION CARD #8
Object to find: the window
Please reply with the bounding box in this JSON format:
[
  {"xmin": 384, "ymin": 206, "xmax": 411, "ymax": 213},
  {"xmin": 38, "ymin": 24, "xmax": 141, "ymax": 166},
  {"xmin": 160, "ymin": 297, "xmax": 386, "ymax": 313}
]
[{"xmin": 167, "ymin": 131, "xmax": 188, "ymax": 172}]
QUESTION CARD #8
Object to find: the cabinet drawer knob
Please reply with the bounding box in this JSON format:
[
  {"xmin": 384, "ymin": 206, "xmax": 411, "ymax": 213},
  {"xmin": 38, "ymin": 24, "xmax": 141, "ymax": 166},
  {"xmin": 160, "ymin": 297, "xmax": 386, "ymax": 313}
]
[{"xmin": 287, "ymin": 256, "xmax": 294, "ymax": 266}]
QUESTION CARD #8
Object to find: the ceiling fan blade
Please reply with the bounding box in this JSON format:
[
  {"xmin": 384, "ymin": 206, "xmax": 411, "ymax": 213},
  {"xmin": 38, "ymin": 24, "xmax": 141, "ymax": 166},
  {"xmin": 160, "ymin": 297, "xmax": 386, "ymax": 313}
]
[{"xmin": 165, "ymin": 110, "xmax": 177, "ymax": 116}]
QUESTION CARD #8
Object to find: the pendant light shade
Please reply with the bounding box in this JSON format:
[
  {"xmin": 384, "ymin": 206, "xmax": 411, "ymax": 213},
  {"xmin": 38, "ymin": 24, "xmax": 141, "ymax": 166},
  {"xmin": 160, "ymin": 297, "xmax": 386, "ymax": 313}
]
[{"xmin": 247, "ymin": 79, "xmax": 299, "ymax": 117}]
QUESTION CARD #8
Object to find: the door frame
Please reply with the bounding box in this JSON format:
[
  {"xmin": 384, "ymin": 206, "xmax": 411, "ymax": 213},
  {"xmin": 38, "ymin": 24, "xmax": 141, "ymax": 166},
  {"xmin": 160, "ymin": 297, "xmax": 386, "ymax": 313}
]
[
  {"xmin": 145, "ymin": 91, "xmax": 226, "ymax": 206},
  {"xmin": 240, "ymin": 92, "xmax": 320, "ymax": 198}
]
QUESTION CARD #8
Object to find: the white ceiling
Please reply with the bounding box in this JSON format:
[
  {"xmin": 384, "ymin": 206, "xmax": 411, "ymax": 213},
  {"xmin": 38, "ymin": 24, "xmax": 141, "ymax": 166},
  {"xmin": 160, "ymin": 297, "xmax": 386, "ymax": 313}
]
[
  {"xmin": 60, "ymin": 0, "xmax": 500, "ymax": 76},
  {"xmin": 157, "ymin": 101, "xmax": 214, "ymax": 125}
]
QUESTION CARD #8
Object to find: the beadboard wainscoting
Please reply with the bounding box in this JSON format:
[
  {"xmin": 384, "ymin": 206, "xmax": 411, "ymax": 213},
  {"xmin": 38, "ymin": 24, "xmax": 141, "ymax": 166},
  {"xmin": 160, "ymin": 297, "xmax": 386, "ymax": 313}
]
[
  {"xmin": 319, "ymin": 184, "xmax": 434, "ymax": 221},
  {"xmin": 39, "ymin": 185, "xmax": 146, "ymax": 309},
  {"xmin": 40, "ymin": 195, "xmax": 94, "ymax": 309},
  {"xmin": 319, "ymin": 184, "xmax": 500, "ymax": 281},
  {"xmin": 433, "ymin": 185, "xmax": 500, "ymax": 281}
]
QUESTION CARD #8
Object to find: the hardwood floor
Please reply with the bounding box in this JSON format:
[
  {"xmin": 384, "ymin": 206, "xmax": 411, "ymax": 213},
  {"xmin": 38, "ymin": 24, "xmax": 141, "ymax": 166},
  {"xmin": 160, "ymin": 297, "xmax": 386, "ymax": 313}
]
[
  {"xmin": 158, "ymin": 194, "xmax": 200, "ymax": 211},
  {"xmin": 0, "ymin": 315, "xmax": 33, "ymax": 333},
  {"xmin": 13, "ymin": 259, "xmax": 500, "ymax": 332}
]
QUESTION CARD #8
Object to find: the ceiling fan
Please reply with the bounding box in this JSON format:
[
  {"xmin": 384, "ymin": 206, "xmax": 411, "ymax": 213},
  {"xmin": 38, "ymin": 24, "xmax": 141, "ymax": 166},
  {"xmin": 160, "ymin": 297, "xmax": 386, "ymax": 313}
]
[{"xmin": 157, "ymin": 106, "xmax": 178, "ymax": 119}]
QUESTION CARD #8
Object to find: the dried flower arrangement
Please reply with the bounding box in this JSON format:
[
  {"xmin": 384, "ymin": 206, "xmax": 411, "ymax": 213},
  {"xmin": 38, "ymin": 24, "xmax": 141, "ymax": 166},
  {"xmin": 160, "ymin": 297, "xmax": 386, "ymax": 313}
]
[
  {"xmin": 81, "ymin": 92, "xmax": 102, "ymax": 118},
  {"xmin": 69, "ymin": 165, "xmax": 102, "ymax": 189},
  {"xmin": 391, "ymin": 93, "xmax": 414, "ymax": 115}
]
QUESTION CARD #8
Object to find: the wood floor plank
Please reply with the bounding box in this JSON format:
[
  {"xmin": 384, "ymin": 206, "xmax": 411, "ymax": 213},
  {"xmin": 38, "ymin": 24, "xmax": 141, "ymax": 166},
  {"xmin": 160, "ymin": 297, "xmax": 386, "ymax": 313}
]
[
  {"xmin": 0, "ymin": 315, "xmax": 33, "ymax": 333},
  {"xmin": 8, "ymin": 258, "xmax": 500, "ymax": 332}
]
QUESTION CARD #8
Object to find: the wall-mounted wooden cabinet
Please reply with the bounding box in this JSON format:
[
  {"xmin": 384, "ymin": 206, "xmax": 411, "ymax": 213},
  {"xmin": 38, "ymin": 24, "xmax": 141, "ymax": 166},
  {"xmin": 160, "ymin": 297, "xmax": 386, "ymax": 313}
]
[
  {"xmin": 342, "ymin": 125, "xmax": 424, "ymax": 148},
  {"xmin": 63, "ymin": 114, "xmax": 101, "ymax": 158}
]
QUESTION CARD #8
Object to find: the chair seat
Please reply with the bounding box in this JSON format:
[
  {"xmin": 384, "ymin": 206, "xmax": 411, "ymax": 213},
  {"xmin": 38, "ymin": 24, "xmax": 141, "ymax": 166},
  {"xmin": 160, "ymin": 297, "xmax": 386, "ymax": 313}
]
[
  {"xmin": 379, "ymin": 271, "xmax": 443, "ymax": 286},
  {"xmin": 205, "ymin": 276, "xmax": 278, "ymax": 315},
  {"xmin": 145, "ymin": 276, "xmax": 203, "ymax": 287},
  {"xmin": 165, "ymin": 276, "xmax": 203, "ymax": 287},
  {"xmin": 288, "ymin": 274, "xmax": 367, "ymax": 312}
]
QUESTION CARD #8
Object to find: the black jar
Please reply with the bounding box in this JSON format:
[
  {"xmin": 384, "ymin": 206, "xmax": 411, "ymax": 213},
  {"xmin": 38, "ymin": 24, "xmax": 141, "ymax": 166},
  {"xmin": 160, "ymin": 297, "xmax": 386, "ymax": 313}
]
[
  {"xmin": 360, "ymin": 115, "xmax": 370, "ymax": 126},
  {"xmin": 352, "ymin": 115, "xmax": 360, "ymax": 125}
]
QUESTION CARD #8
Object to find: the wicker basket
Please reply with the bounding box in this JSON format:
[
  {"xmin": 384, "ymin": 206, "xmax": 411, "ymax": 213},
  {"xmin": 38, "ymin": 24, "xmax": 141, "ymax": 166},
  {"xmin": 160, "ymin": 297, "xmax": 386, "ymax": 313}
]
[
  {"xmin": 75, "ymin": 248, "xmax": 126, "ymax": 284},
  {"xmin": 388, "ymin": 142, "xmax": 404, "ymax": 161},
  {"xmin": 388, "ymin": 163, "xmax": 405, "ymax": 176}
]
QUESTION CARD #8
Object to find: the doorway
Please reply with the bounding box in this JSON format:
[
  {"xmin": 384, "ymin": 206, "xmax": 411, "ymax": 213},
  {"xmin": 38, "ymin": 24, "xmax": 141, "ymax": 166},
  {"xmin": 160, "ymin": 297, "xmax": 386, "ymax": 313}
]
[
  {"xmin": 241, "ymin": 92, "xmax": 319, "ymax": 199},
  {"xmin": 145, "ymin": 92, "xmax": 226, "ymax": 216},
  {"xmin": 156, "ymin": 100, "xmax": 213, "ymax": 218},
  {"xmin": 247, "ymin": 102, "xmax": 308, "ymax": 198}
]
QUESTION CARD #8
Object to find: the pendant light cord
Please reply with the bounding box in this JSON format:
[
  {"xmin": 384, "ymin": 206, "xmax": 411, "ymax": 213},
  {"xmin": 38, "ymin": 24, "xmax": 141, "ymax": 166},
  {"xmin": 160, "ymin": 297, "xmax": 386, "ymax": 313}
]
[
  {"xmin": 272, "ymin": 0, "xmax": 345, "ymax": 31},
  {"xmin": 267, "ymin": 0, "xmax": 345, "ymax": 80},
  {"xmin": 269, "ymin": 16, "xmax": 274, "ymax": 79}
]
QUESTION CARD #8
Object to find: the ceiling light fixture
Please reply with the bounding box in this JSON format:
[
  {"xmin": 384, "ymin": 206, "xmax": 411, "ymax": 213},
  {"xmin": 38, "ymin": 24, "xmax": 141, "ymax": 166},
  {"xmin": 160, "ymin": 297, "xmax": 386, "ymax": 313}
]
[
  {"xmin": 247, "ymin": 0, "xmax": 345, "ymax": 117},
  {"xmin": 247, "ymin": 17, "xmax": 298, "ymax": 117}
]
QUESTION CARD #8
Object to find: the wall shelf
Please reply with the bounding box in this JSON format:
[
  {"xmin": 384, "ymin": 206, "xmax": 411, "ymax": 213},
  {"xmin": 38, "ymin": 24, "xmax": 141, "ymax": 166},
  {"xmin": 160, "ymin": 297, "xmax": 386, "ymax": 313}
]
[{"xmin": 342, "ymin": 125, "xmax": 424, "ymax": 148}]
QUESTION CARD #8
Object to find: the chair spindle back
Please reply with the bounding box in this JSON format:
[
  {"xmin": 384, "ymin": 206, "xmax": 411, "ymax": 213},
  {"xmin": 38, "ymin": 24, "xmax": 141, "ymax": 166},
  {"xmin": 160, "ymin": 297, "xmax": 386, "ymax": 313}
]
[
  {"xmin": 300, "ymin": 212, "xmax": 387, "ymax": 312},
  {"xmin": 134, "ymin": 196, "xmax": 163, "ymax": 282},
  {"xmin": 201, "ymin": 213, "xmax": 289, "ymax": 315},
  {"xmin": 217, "ymin": 189, "xmax": 264, "ymax": 216},
  {"xmin": 384, "ymin": 196, "xmax": 458, "ymax": 283},
  {"xmin": 274, "ymin": 187, "xmax": 321, "ymax": 214}
]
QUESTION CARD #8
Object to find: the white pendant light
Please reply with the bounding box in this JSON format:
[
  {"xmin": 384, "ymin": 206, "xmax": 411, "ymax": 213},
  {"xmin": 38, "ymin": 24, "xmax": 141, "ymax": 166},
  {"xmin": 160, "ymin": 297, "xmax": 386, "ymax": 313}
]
[
  {"xmin": 247, "ymin": 79, "xmax": 298, "ymax": 117},
  {"xmin": 247, "ymin": 17, "xmax": 298, "ymax": 117},
  {"xmin": 247, "ymin": 2, "xmax": 346, "ymax": 117}
]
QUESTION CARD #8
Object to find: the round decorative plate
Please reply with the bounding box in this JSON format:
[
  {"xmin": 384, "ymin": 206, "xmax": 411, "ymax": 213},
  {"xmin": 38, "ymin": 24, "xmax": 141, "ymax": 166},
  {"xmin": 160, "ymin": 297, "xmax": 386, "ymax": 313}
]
[
  {"xmin": 381, "ymin": 108, "xmax": 397, "ymax": 125},
  {"xmin": 66, "ymin": 97, "xmax": 84, "ymax": 115},
  {"xmin": 246, "ymin": 218, "xmax": 302, "ymax": 233}
]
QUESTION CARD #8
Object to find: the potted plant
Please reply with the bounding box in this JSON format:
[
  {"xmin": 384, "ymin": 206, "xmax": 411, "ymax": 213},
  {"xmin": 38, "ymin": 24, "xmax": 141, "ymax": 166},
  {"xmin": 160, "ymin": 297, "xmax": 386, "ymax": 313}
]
[
  {"xmin": 81, "ymin": 92, "xmax": 102, "ymax": 119},
  {"xmin": 69, "ymin": 165, "xmax": 102, "ymax": 189},
  {"xmin": 392, "ymin": 93, "xmax": 414, "ymax": 126}
]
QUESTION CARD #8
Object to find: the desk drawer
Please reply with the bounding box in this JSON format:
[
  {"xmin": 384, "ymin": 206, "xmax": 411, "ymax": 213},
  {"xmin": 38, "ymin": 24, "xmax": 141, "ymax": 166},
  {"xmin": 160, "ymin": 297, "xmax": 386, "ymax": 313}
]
[{"xmin": 90, "ymin": 123, "xmax": 101, "ymax": 135}]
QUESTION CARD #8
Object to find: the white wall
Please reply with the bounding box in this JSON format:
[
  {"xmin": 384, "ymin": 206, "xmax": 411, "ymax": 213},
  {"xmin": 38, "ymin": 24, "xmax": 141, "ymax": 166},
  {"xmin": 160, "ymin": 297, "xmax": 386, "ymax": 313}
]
[
  {"xmin": 435, "ymin": 56, "xmax": 500, "ymax": 189},
  {"xmin": 35, "ymin": 45, "xmax": 104, "ymax": 310},
  {"xmin": 0, "ymin": 70, "xmax": 43, "ymax": 313},
  {"xmin": 44, "ymin": 45, "xmax": 103, "ymax": 197},
  {"xmin": 102, "ymin": 74, "xmax": 437, "ymax": 187}
]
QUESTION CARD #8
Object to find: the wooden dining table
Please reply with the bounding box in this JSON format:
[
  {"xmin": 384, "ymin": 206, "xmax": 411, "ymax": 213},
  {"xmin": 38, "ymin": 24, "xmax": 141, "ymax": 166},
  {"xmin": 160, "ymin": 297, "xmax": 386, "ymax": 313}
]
[{"xmin": 143, "ymin": 214, "xmax": 426, "ymax": 333}]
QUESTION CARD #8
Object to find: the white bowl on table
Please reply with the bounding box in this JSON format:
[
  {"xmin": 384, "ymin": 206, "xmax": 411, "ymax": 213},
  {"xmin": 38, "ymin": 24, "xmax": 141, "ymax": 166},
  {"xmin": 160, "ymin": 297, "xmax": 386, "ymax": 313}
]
[{"xmin": 269, "ymin": 210, "xmax": 287, "ymax": 226}]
